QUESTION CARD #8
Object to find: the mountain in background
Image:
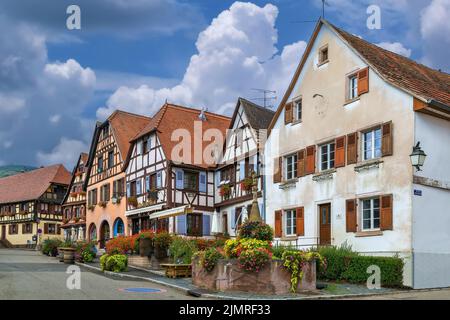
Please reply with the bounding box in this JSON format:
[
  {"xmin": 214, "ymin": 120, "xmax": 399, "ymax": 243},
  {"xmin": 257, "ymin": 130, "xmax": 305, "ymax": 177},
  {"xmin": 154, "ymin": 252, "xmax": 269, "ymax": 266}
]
[{"xmin": 0, "ymin": 165, "xmax": 37, "ymax": 179}]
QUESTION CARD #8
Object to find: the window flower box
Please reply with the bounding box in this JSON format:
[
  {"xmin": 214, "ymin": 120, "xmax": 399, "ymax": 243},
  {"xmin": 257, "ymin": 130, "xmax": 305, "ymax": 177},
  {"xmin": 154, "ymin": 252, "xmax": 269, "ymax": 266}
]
[
  {"xmin": 127, "ymin": 196, "xmax": 138, "ymax": 208},
  {"xmin": 240, "ymin": 177, "xmax": 254, "ymax": 193},
  {"xmin": 219, "ymin": 184, "xmax": 231, "ymax": 200}
]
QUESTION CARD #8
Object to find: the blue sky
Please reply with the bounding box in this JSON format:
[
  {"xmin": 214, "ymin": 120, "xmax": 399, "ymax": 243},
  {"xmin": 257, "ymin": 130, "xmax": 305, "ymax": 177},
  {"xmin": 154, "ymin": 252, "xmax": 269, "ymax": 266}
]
[{"xmin": 0, "ymin": 0, "xmax": 448, "ymax": 169}]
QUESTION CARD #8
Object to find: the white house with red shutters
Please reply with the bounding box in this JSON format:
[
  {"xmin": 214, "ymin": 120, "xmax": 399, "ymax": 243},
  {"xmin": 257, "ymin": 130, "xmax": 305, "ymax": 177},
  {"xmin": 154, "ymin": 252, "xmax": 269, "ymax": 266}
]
[{"xmin": 264, "ymin": 19, "xmax": 450, "ymax": 289}]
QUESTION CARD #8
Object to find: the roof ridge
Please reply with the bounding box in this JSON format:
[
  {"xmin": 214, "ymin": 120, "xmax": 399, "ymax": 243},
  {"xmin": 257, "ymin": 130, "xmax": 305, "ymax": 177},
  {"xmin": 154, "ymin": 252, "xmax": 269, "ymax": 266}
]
[
  {"xmin": 108, "ymin": 109, "xmax": 152, "ymax": 121},
  {"xmin": 165, "ymin": 103, "xmax": 231, "ymax": 120},
  {"xmin": 239, "ymin": 97, "xmax": 275, "ymax": 114}
]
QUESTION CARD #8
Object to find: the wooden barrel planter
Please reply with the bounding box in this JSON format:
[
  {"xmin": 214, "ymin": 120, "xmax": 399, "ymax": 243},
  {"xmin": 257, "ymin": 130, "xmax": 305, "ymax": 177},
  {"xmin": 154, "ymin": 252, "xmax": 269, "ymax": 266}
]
[
  {"xmin": 139, "ymin": 238, "xmax": 153, "ymax": 257},
  {"xmin": 57, "ymin": 247, "xmax": 65, "ymax": 262},
  {"xmin": 63, "ymin": 248, "xmax": 76, "ymax": 264},
  {"xmin": 154, "ymin": 245, "xmax": 168, "ymax": 259}
]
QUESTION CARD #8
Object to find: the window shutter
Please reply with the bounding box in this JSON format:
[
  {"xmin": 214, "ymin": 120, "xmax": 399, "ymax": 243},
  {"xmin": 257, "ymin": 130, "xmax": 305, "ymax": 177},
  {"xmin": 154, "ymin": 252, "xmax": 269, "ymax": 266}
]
[
  {"xmin": 297, "ymin": 149, "xmax": 306, "ymax": 177},
  {"xmin": 335, "ymin": 136, "xmax": 346, "ymax": 168},
  {"xmin": 157, "ymin": 171, "xmax": 162, "ymax": 188},
  {"xmin": 346, "ymin": 199, "xmax": 357, "ymax": 232},
  {"xmin": 177, "ymin": 215, "xmax": 187, "ymax": 235},
  {"xmin": 273, "ymin": 157, "xmax": 282, "ymax": 183},
  {"xmin": 296, "ymin": 207, "xmax": 305, "ymax": 236},
  {"xmin": 239, "ymin": 160, "xmax": 245, "ymax": 180},
  {"xmin": 380, "ymin": 194, "xmax": 393, "ymax": 230},
  {"xmin": 274, "ymin": 210, "xmax": 282, "ymax": 238},
  {"xmin": 382, "ymin": 121, "xmax": 393, "ymax": 156},
  {"xmin": 176, "ymin": 170, "xmax": 184, "ymax": 189},
  {"xmin": 284, "ymin": 102, "xmax": 293, "ymax": 124},
  {"xmin": 106, "ymin": 184, "xmax": 110, "ymax": 201},
  {"xmin": 199, "ymin": 172, "xmax": 207, "ymax": 193},
  {"xmin": 305, "ymin": 145, "xmax": 316, "ymax": 175},
  {"xmin": 230, "ymin": 208, "xmax": 236, "ymax": 230},
  {"xmin": 346, "ymin": 132, "xmax": 358, "ymax": 165},
  {"xmin": 126, "ymin": 183, "xmax": 130, "ymax": 197},
  {"xmin": 44, "ymin": 223, "xmax": 49, "ymax": 234},
  {"xmin": 357, "ymin": 67, "xmax": 369, "ymax": 95},
  {"xmin": 202, "ymin": 214, "xmax": 211, "ymax": 236}
]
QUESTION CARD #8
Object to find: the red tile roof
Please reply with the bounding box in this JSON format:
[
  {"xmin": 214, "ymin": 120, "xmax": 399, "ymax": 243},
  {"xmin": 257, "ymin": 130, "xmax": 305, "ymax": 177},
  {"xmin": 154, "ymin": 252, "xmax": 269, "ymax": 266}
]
[
  {"xmin": 332, "ymin": 23, "xmax": 450, "ymax": 107},
  {"xmin": 132, "ymin": 103, "xmax": 231, "ymax": 169},
  {"xmin": 0, "ymin": 164, "xmax": 71, "ymax": 204},
  {"xmin": 108, "ymin": 110, "xmax": 152, "ymax": 160}
]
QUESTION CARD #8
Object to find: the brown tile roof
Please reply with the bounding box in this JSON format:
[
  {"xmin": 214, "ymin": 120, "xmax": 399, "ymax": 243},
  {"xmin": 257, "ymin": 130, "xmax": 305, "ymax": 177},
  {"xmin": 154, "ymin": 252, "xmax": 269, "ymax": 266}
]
[
  {"xmin": 238, "ymin": 98, "xmax": 275, "ymax": 130},
  {"xmin": 108, "ymin": 110, "xmax": 152, "ymax": 159},
  {"xmin": 0, "ymin": 164, "xmax": 71, "ymax": 204},
  {"xmin": 132, "ymin": 103, "xmax": 231, "ymax": 169},
  {"xmin": 331, "ymin": 22, "xmax": 450, "ymax": 107}
]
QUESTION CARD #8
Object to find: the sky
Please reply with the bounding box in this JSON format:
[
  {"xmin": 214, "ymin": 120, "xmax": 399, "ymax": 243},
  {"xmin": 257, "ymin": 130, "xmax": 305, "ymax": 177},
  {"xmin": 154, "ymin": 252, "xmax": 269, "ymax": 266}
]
[{"xmin": 0, "ymin": 0, "xmax": 448, "ymax": 170}]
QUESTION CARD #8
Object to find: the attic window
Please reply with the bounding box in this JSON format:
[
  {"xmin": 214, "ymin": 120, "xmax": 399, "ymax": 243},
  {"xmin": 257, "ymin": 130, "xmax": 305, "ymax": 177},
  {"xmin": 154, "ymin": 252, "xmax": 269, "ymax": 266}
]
[{"xmin": 319, "ymin": 46, "xmax": 329, "ymax": 65}]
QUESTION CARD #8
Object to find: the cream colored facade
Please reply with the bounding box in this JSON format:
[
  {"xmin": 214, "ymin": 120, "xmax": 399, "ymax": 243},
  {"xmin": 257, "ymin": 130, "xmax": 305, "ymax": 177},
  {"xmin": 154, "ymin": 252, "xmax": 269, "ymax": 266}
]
[{"xmin": 264, "ymin": 21, "xmax": 450, "ymax": 288}]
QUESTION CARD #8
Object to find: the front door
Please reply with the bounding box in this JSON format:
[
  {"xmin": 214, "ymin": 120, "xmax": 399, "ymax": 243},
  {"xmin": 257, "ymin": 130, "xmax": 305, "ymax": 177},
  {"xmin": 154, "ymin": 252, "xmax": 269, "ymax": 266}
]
[
  {"xmin": 319, "ymin": 203, "xmax": 331, "ymax": 245},
  {"xmin": 1, "ymin": 225, "xmax": 5, "ymax": 240}
]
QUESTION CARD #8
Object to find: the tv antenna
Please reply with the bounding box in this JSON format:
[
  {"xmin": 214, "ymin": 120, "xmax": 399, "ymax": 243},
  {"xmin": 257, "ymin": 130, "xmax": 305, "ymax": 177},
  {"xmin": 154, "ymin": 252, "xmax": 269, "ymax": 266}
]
[{"xmin": 250, "ymin": 88, "xmax": 277, "ymax": 109}]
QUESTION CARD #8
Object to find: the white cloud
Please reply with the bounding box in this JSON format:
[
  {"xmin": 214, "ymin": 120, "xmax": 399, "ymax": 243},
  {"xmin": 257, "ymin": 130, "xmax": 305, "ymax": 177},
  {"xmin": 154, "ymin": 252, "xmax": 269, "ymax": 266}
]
[
  {"xmin": 49, "ymin": 114, "xmax": 61, "ymax": 124},
  {"xmin": 97, "ymin": 2, "xmax": 307, "ymax": 119},
  {"xmin": 420, "ymin": 0, "xmax": 450, "ymax": 69},
  {"xmin": 0, "ymin": 94, "xmax": 25, "ymax": 113},
  {"xmin": 37, "ymin": 138, "xmax": 88, "ymax": 169},
  {"xmin": 44, "ymin": 59, "xmax": 95, "ymax": 87},
  {"xmin": 377, "ymin": 42, "xmax": 412, "ymax": 57}
]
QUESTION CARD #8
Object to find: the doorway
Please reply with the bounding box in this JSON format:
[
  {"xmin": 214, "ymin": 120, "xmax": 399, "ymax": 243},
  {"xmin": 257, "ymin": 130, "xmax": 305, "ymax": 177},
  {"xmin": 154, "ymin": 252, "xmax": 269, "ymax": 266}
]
[
  {"xmin": 319, "ymin": 203, "xmax": 331, "ymax": 245},
  {"xmin": 1, "ymin": 225, "xmax": 5, "ymax": 240}
]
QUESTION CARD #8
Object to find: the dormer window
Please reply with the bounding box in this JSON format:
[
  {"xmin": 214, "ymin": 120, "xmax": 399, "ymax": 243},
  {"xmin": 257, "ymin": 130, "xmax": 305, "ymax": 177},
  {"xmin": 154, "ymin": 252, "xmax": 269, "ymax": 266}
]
[{"xmin": 319, "ymin": 45, "xmax": 329, "ymax": 65}]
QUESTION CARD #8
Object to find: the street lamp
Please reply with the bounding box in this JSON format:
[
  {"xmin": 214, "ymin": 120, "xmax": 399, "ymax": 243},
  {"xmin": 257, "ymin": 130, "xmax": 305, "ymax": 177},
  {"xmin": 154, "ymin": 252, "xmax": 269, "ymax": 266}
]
[{"xmin": 410, "ymin": 142, "xmax": 427, "ymax": 171}]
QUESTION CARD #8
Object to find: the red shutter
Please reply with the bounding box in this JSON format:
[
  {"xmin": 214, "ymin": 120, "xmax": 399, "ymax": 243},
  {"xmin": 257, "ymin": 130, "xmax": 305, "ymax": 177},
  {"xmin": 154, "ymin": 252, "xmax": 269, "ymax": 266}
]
[
  {"xmin": 380, "ymin": 194, "xmax": 393, "ymax": 230},
  {"xmin": 297, "ymin": 149, "xmax": 306, "ymax": 177},
  {"xmin": 44, "ymin": 223, "xmax": 49, "ymax": 235},
  {"xmin": 274, "ymin": 210, "xmax": 282, "ymax": 238},
  {"xmin": 335, "ymin": 136, "xmax": 346, "ymax": 168},
  {"xmin": 305, "ymin": 146, "xmax": 316, "ymax": 175},
  {"xmin": 284, "ymin": 102, "xmax": 293, "ymax": 124},
  {"xmin": 347, "ymin": 132, "xmax": 358, "ymax": 165},
  {"xmin": 273, "ymin": 157, "xmax": 282, "ymax": 183},
  {"xmin": 382, "ymin": 121, "xmax": 393, "ymax": 156},
  {"xmin": 296, "ymin": 207, "xmax": 305, "ymax": 236},
  {"xmin": 346, "ymin": 199, "xmax": 357, "ymax": 232},
  {"xmin": 357, "ymin": 67, "xmax": 369, "ymax": 95}
]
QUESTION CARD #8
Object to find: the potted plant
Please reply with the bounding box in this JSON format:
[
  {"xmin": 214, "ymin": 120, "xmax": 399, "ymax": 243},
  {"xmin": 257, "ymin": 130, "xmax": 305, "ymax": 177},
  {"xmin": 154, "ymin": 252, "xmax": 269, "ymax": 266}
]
[
  {"xmin": 127, "ymin": 196, "xmax": 138, "ymax": 208},
  {"xmin": 98, "ymin": 201, "xmax": 107, "ymax": 208},
  {"xmin": 219, "ymin": 184, "xmax": 231, "ymax": 200},
  {"xmin": 147, "ymin": 189, "xmax": 158, "ymax": 204},
  {"xmin": 240, "ymin": 177, "xmax": 254, "ymax": 193},
  {"xmin": 154, "ymin": 232, "xmax": 172, "ymax": 259}
]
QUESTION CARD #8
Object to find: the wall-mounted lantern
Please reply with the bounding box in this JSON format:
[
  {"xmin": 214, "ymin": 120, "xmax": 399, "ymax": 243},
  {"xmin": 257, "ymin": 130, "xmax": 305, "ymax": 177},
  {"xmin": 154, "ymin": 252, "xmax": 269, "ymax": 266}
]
[{"xmin": 410, "ymin": 142, "xmax": 427, "ymax": 171}]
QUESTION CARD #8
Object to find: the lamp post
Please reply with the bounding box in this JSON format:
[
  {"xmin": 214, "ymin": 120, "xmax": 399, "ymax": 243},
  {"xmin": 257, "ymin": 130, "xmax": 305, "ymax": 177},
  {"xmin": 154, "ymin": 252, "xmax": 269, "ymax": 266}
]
[{"xmin": 410, "ymin": 142, "xmax": 427, "ymax": 171}]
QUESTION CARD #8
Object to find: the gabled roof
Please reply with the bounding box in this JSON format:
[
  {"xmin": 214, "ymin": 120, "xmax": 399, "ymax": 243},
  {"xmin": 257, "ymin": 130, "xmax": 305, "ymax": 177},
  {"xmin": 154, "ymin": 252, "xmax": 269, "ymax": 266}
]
[
  {"xmin": 108, "ymin": 110, "xmax": 152, "ymax": 160},
  {"xmin": 130, "ymin": 103, "xmax": 231, "ymax": 169},
  {"xmin": 0, "ymin": 164, "xmax": 71, "ymax": 204},
  {"xmin": 230, "ymin": 97, "xmax": 275, "ymax": 130},
  {"xmin": 62, "ymin": 152, "xmax": 88, "ymax": 204},
  {"xmin": 268, "ymin": 19, "xmax": 450, "ymax": 133}
]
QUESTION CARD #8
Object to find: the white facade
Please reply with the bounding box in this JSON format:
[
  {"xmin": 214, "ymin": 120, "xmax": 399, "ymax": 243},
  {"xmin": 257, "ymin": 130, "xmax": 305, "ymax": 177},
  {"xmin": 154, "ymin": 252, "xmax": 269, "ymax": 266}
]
[{"xmin": 264, "ymin": 23, "xmax": 450, "ymax": 288}]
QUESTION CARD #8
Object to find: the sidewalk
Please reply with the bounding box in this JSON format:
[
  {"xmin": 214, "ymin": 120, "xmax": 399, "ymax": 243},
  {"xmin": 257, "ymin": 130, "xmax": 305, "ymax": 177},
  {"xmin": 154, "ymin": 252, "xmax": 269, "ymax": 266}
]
[{"xmin": 76, "ymin": 260, "xmax": 405, "ymax": 300}]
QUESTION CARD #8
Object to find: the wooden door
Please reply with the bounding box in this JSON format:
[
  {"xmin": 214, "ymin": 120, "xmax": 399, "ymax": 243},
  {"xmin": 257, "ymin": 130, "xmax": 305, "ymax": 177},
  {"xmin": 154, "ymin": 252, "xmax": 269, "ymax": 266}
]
[
  {"xmin": 1, "ymin": 225, "xmax": 5, "ymax": 240},
  {"xmin": 319, "ymin": 204, "xmax": 331, "ymax": 245}
]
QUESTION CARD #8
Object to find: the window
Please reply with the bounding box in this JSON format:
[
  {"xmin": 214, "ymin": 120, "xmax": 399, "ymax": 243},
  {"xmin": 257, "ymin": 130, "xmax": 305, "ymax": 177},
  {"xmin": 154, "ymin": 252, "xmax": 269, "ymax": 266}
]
[
  {"xmin": 136, "ymin": 179, "xmax": 142, "ymax": 195},
  {"xmin": 362, "ymin": 127, "xmax": 382, "ymax": 160},
  {"xmin": 101, "ymin": 184, "xmax": 110, "ymax": 202},
  {"xmin": 320, "ymin": 142, "xmax": 335, "ymax": 171},
  {"xmin": 187, "ymin": 214, "xmax": 202, "ymax": 236},
  {"xmin": 88, "ymin": 189, "xmax": 98, "ymax": 206},
  {"xmin": 113, "ymin": 179, "xmax": 124, "ymax": 198},
  {"xmin": 97, "ymin": 156, "xmax": 103, "ymax": 173},
  {"xmin": 23, "ymin": 223, "xmax": 33, "ymax": 234},
  {"xmin": 349, "ymin": 74, "xmax": 358, "ymax": 100},
  {"xmin": 40, "ymin": 203, "xmax": 49, "ymax": 213},
  {"xmin": 184, "ymin": 171, "xmax": 198, "ymax": 191},
  {"xmin": 47, "ymin": 223, "xmax": 57, "ymax": 235},
  {"xmin": 361, "ymin": 198, "xmax": 380, "ymax": 230},
  {"xmin": 108, "ymin": 151, "xmax": 114, "ymax": 169},
  {"xmin": 294, "ymin": 99, "xmax": 302, "ymax": 122},
  {"xmin": 319, "ymin": 46, "xmax": 329, "ymax": 64},
  {"xmin": 285, "ymin": 154, "xmax": 298, "ymax": 180},
  {"xmin": 9, "ymin": 224, "xmax": 18, "ymax": 235},
  {"xmin": 143, "ymin": 137, "xmax": 151, "ymax": 154},
  {"xmin": 285, "ymin": 210, "xmax": 297, "ymax": 236}
]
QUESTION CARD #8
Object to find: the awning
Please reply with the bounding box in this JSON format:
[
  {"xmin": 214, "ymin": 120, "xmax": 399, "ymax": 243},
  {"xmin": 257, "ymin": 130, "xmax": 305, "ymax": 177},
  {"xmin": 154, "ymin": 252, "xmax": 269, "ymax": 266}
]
[
  {"xmin": 125, "ymin": 203, "xmax": 164, "ymax": 217},
  {"xmin": 149, "ymin": 205, "xmax": 193, "ymax": 220}
]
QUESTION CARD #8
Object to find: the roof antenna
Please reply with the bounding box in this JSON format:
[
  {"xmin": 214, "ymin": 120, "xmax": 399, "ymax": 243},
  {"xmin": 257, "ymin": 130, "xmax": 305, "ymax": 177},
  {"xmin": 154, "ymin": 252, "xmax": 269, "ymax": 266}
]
[
  {"xmin": 199, "ymin": 107, "xmax": 207, "ymax": 121},
  {"xmin": 249, "ymin": 88, "xmax": 277, "ymax": 109}
]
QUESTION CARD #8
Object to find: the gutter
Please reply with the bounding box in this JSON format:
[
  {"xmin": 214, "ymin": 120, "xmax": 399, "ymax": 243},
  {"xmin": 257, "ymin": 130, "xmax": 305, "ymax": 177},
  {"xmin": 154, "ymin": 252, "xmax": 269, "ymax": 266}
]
[{"xmin": 428, "ymin": 99, "xmax": 450, "ymax": 113}]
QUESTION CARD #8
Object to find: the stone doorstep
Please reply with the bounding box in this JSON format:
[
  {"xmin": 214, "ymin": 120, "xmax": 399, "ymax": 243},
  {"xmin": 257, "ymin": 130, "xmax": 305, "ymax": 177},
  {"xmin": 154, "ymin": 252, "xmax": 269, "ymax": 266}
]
[{"xmin": 76, "ymin": 261, "xmax": 416, "ymax": 300}]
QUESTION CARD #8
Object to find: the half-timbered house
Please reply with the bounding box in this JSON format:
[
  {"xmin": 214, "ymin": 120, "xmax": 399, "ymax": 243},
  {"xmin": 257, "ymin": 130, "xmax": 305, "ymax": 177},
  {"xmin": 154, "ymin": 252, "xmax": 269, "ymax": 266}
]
[
  {"xmin": 0, "ymin": 165, "xmax": 71, "ymax": 248},
  {"xmin": 61, "ymin": 153, "xmax": 88, "ymax": 242},
  {"xmin": 84, "ymin": 110, "xmax": 151, "ymax": 247},
  {"xmin": 264, "ymin": 19, "xmax": 450, "ymax": 288},
  {"xmin": 124, "ymin": 103, "xmax": 230, "ymax": 237},
  {"xmin": 214, "ymin": 98, "xmax": 274, "ymax": 236}
]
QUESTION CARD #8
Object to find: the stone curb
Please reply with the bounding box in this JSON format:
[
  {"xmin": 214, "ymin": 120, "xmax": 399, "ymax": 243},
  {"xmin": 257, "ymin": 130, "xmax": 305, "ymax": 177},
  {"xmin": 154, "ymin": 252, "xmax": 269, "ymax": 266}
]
[{"xmin": 76, "ymin": 262, "xmax": 446, "ymax": 300}]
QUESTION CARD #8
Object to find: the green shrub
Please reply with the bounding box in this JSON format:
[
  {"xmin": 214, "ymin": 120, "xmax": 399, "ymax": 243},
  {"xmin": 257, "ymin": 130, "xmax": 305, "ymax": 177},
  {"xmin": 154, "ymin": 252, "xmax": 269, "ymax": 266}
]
[
  {"xmin": 41, "ymin": 239, "xmax": 62, "ymax": 256},
  {"xmin": 317, "ymin": 243, "xmax": 404, "ymax": 287},
  {"xmin": 238, "ymin": 248, "xmax": 271, "ymax": 272},
  {"xmin": 100, "ymin": 254, "xmax": 128, "ymax": 272},
  {"xmin": 272, "ymin": 245, "xmax": 298, "ymax": 259},
  {"xmin": 238, "ymin": 221, "xmax": 274, "ymax": 241},
  {"xmin": 154, "ymin": 232, "xmax": 172, "ymax": 250},
  {"xmin": 201, "ymin": 247, "xmax": 224, "ymax": 272},
  {"xmin": 169, "ymin": 237, "xmax": 198, "ymax": 264}
]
